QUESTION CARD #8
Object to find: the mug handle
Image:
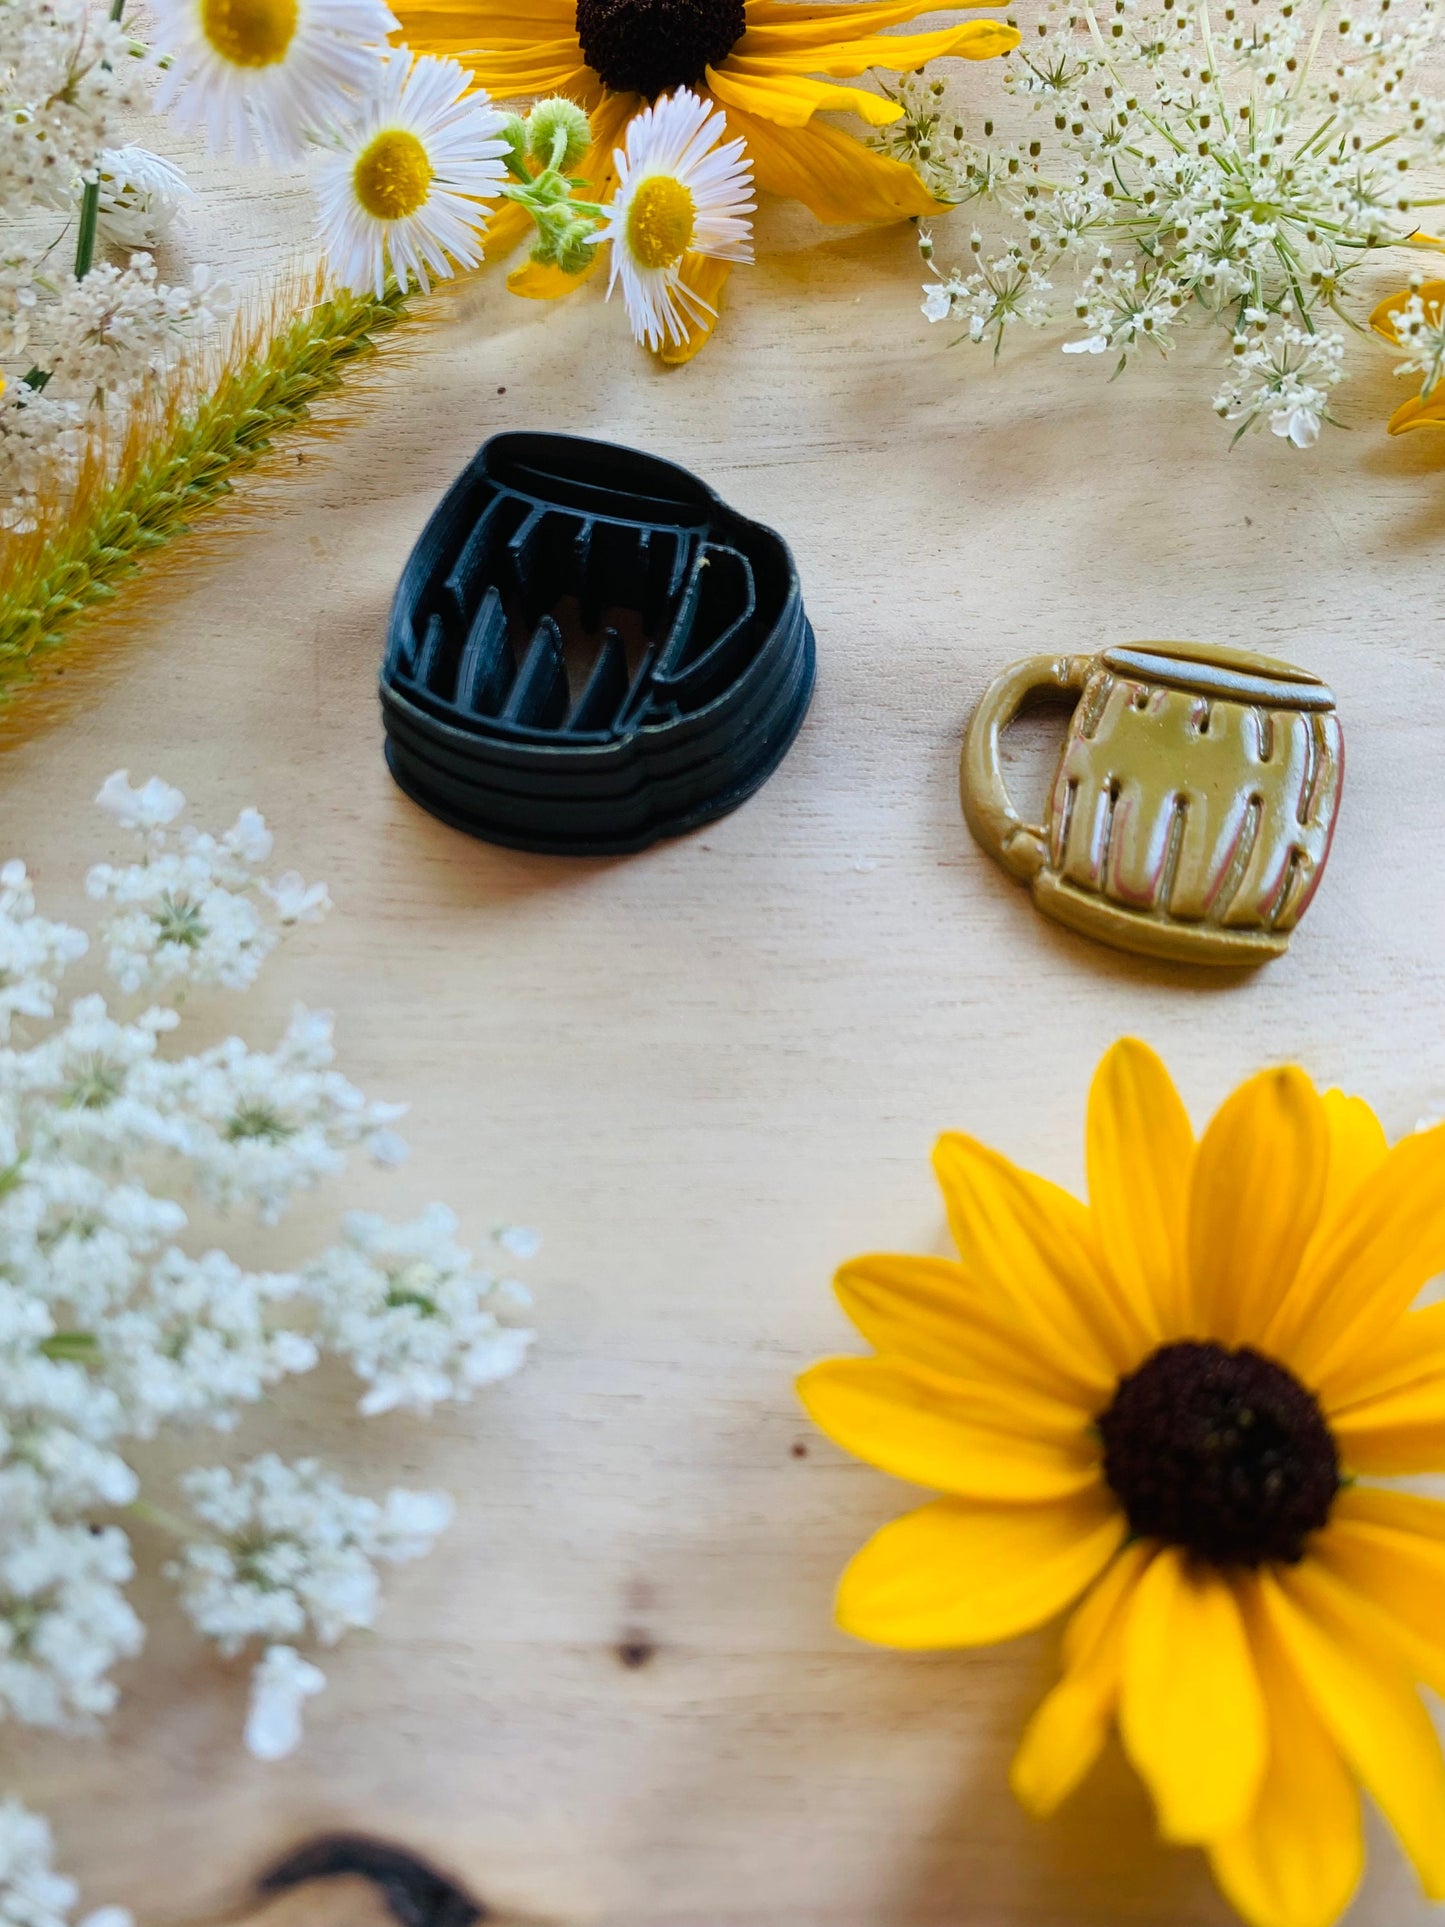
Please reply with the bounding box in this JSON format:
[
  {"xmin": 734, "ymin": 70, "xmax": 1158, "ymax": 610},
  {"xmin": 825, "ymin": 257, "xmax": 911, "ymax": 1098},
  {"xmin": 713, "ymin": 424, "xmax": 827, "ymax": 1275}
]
[{"xmin": 960, "ymin": 654, "xmax": 1095, "ymax": 882}]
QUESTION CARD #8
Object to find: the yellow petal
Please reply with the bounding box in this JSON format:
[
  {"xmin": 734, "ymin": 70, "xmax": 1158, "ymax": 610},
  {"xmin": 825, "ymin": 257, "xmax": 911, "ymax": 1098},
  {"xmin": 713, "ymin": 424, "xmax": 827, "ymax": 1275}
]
[
  {"xmin": 836, "ymin": 1489, "xmax": 1124, "ymax": 1649},
  {"xmin": 1010, "ymin": 1540, "xmax": 1154, "ymax": 1816},
  {"xmin": 1187, "ymin": 1066, "xmax": 1328, "ymax": 1346},
  {"xmin": 706, "ymin": 100, "xmax": 940, "ymax": 222},
  {"xmin": 1265, "ymin": 1119, "xmax": 1445, "ymax": 1387},
  {"xmin": 1208, "ymin": 1581, "xmax": 1362, "ymax": 1927},
  {"xmin": 1301, "ymin": 1089, "xmax": 1388, "ymax": 1273},
  {"xmin": 655, "ymin": 253, "xmax": 732, "ymax": 365},
  {"xmin": 1261, "ymin": 1562, "xmax": 1445, "ymax": 1897},
  {"xmin": 1387, "ymin": 387, "xmax": 1445, "ymax": 434},
  {"xmin": 507, "ymin": 250, "xmax": 604, "ymax": 298},
  {"xmin": 834, "ymin": 1252, "xmax": 1103, "ymax": 1408},
  {"xmin": 797, "ymin": 1355, "xmax": 1101, "ymax": 1501},
  {"xmin": 734, "ymin": 20, "xmax": 1019, "ymax": 74},
  {"xmin": 707, "ymin": 61, "xmax": 905, "ymax": 128},
  {"xmin": 1322, "ymin": 1299, "xmax": 1445, "ymax": 1418},
  {"xmin": 1119, "ymin": 1548, "xmax": 1267, "ymax": 1842},
  {"xmin": 1085, "ymin": 1037, "xmax": 1194, "ymax": 1338},
  {"xmin": 1369, "ymin": 278, "xmax": 1445, "ymax": 342},
  {"xmin": 933, "ymin": 1133, "xmax": 1148, "ymax": 1387},
  {"xmin": 392, "ymin": 0, "xmax": 577, "ymax": 32},
  {"xmin": 1311, "ymin": 1487, "xmax": 1445, "ymax": 1694},
  {"xmin": 741, "ymin": 0, "xmax": 1014, "ymax": 50},
  {"xmin": 407, "ymin": 37, "xmax": 591, "ymax": 95},
  {"xmin": 1328, "ymin": 1358, "xmax": 1445, "ymax": 1473}
]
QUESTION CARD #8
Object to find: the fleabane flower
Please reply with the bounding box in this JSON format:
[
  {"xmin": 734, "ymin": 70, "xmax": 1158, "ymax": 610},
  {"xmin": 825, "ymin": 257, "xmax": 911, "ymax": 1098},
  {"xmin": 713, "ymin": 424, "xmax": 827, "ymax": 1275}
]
[
  {"xmin": 148, "ymin": 0, "xmax": 400, "ymax": 162},
  {"xmin": 800, "ymin": 1040, "xmax": 1445, "ymax": 1927},
  {"xmin": 596, "ymin": 90, "xmax": 753, "ymax": 354},
  {"xmin": 313, "ymin": 49, "xmax": 510, "ymax": 298}
]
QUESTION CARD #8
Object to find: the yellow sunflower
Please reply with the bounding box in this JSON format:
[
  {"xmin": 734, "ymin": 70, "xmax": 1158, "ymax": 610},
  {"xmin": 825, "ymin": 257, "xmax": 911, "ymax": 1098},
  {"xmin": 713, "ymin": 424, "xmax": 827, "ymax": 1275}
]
[
  {"xmin": 1371, "ymin": 279, "xmax": 1445, "ymax": 434},
  {"xmin": 391, "ymin": 0, "xmax": 1020, "ymax": 361},
  {"xmin": 799, "ymin": 1039, "xmax": 1445, "ymax": 1927}
]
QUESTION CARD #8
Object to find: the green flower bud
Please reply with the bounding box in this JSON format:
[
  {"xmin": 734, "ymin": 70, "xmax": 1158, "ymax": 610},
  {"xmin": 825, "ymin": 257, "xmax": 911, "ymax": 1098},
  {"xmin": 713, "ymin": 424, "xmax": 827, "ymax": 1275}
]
[
  {"xmin": 528, "ymin": 97, "xmax": 593, "ymax": 172},
  {"xmin": 499, "ymin": 113, "xmax": 531, "ymax": 178},
  {"xmin": 555, "ymin": 227, "xmax": 601, "ymax": 277}
]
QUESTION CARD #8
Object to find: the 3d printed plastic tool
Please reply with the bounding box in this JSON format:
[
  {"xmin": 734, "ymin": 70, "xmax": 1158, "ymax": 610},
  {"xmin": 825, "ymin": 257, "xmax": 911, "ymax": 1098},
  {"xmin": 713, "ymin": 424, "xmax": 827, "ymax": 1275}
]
[{"xmin": 380, "ymin": 432, "xmax": 816, "ymax": 856}]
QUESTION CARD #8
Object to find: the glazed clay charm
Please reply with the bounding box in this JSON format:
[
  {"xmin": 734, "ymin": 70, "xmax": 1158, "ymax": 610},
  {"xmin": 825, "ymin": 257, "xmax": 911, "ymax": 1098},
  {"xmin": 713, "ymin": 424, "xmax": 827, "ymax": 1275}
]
[{"xmin": 961, "ymin": 641, "xmax": 1343, "ymax": 966}]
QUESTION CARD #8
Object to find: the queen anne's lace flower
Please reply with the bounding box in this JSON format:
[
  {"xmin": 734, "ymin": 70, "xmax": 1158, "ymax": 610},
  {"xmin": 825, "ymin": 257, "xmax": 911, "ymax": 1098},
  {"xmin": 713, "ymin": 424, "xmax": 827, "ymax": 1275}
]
[
  {"xmin": 0, "ymin": 774, "xmax": 532, "ymax": 1830},
  {"xmin": 0, "ymin": 1797, "xmax": 128, "ymax": 1927},
  {"xmin": 154, "ymin": 1006, "xmax": 406, "ymax": 1221},
  {"xmin": 885, "ymin": 0, "xmax": 1445, "ymax": 442},
  {"xmin": 172, "ymin": 1455, "xmax": 453, "ymax": 1654},
  {"xmin": 305, "ymin": 1205, "xmax": 534, "ymax": 1416}
]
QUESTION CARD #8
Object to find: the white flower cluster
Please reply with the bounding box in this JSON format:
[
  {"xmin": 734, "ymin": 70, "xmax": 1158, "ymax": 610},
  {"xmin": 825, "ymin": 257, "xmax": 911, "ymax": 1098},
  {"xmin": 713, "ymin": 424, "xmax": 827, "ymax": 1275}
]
[
  {"xmin": 0, "ymin": 1797, "xmax": 127, "ymax": 1927},
  {"xmin": 1386, "ymin": 271, "xmax": 1445, "ymax": 395},
  {"xmin": 886, "ymin": 0, "xmax": 1445, "ymax": 445},
  {"xmin": 306, "ymin": 1206, "xmax": 534, "ymax": 1417},
  {"xmin": 0, "ymin": 0, "xmax": 143, "ymax": 213},
  {"xmin": 0, "ymin": 1, "xmax": 222, "ymax": 531},
  {"xmin": 0, "ymin": 773, "xmax": 533, "ymax": 1785}
]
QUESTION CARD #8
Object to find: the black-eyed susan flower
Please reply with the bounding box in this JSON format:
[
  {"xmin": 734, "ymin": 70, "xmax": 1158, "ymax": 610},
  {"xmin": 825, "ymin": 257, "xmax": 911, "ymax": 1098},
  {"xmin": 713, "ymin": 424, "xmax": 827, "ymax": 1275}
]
[
  {"xmin": 150, "ymin": 0, "xmax": 400, "ymax": 161},
  {"xmin": 313, "ymin": 48, "xmax": 510, "ymax": 296},
  {"xmin": 390, "ymin": 0, "xmax": 1021, "ymax": 360},
  {"xmin": 595, "ymin": 89, "xmax": 753, "ymax": 351},
  {"xmin": 799, "ymin": 1039, "xmax": 1445, "ymax": 1927}
]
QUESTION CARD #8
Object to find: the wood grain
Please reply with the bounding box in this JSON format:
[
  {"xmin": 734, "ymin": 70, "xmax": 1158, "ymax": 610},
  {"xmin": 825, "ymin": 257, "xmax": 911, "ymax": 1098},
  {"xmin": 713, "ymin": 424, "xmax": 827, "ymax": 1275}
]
[{"xmin": 3, "ymin": 48, "xmax": 1445, "ymax": 1927}]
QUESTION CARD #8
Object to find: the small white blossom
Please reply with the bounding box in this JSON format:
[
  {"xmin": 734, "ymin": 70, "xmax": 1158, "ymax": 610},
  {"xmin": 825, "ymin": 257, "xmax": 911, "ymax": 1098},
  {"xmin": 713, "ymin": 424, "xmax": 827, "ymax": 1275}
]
[
  {"xmin": 244, "ymin": 1644, "xmax": 326, "ymax": 1762},
  {"xmin": 259, "ymin": 872, "xmax": 331, "ymax": 925},
  {"xmin": 921, "ymin": 282, "xmax": 953, "ymax": 323},
  {"xmin": 94, "ymin": 773, "xmax": 186, "ymax": 836},
  {"xmin": 0, "ymin": 1797, "xmax": 128, "ymax": 1927},
  {"xmin": 173, "ymin": 1456, "xmax": 452, "ymax": 1653},
  {"xmin": 0, "ymin": 1521, "xmax": 142, "ymax": 1728},
  {"xmin": 0, "ymin": 867, "xmax": 87, "ymax": 1043},
  {"xmin": 305, "ymin": 1205, "xmax": 533, "ymax": 1416}
]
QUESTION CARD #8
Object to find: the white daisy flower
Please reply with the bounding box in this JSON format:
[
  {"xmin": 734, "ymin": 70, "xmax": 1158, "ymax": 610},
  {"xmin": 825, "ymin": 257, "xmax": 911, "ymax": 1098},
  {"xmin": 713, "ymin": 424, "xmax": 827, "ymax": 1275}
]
[
  {"xmin": 597, "ymin": 89, "xmax": 754, "ymax": 353},
  {"xmin": 313, "ymin": 49, "xmax": 510, "ymax": 299},
  {"xmin": 148, "ymin": 0, "xmax": 399, "ymax": 163}
]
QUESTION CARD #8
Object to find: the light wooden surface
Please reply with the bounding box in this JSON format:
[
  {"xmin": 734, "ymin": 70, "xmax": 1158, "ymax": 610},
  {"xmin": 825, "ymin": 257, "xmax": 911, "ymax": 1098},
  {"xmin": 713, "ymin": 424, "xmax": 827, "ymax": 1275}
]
[{"xmin": 6, "ymin": 58, "xmax": 1445, "ymax": 1927}]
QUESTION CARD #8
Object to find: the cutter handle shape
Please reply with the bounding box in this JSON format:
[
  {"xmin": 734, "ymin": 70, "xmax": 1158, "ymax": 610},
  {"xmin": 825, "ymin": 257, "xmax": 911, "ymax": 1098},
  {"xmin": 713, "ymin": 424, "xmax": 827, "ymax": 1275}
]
[{"xmin": 960, "ymin": 653, "xmax": 1095, "ymax": 883}]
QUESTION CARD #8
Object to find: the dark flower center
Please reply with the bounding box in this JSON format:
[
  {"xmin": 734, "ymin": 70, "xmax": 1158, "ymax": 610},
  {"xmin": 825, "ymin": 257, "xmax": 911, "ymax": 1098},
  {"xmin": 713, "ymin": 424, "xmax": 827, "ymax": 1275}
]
[
  {"xmin": 1097, "ymin": 1341, "xmax": 1339, "ymax": 1568},
  {"xmin": 575, "ymin": 0, "xmax": 747, "ymax": 97}
]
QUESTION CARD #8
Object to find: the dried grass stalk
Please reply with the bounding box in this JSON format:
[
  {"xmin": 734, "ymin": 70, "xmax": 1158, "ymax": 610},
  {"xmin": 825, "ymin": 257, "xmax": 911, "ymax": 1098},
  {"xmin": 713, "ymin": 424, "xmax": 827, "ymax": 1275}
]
[{"xmin": 0, "ymin": 271, "xmax": 417, "ymax": 708}]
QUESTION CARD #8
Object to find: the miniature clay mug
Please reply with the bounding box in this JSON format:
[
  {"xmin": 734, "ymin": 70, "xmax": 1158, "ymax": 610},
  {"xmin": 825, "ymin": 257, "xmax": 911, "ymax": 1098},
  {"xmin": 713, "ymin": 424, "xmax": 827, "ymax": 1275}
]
[{"xmin": 960, "ymin": 641, "xmax": 1344, "ymax": 966}]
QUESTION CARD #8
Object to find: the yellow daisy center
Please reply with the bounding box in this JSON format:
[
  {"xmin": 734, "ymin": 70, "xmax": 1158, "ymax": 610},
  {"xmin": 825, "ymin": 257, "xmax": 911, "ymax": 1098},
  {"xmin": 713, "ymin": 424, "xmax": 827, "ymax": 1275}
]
[
  {"xmin": 352, "ymin": 130, "xmax": 434, "ymax": 223},
  {"xmin": 626, "ymin": 176, "xmax": 696, "ymax": 271},
  {"xmin": 198, "ymin": 0, "xmax": 298, "ymax": 67}
]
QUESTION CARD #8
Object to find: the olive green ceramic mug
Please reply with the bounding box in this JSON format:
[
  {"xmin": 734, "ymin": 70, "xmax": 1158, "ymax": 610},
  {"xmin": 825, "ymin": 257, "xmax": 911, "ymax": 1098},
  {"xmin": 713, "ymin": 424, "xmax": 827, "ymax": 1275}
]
[{"xmin": 961, "ymin": 641, "xmax": 1344, "ymax": 966}]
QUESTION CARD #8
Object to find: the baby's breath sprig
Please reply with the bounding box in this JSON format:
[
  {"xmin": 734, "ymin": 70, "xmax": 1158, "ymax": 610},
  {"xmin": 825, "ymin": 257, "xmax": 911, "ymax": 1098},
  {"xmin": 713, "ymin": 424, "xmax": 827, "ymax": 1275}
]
[
  {"xmin": 883, "ymin": 0, "xmax": 1445, "ymax": 446},
  {"xmin": 496, "ymin": 97, "xmax": 607, "ymax": 277}
]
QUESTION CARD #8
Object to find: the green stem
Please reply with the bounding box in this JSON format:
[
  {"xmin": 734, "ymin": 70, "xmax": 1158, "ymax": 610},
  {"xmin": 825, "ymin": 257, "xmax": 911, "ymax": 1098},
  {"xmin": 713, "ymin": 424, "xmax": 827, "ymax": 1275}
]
[
  {"xmin": 39, "ymin": 1330, "xmax": 100, "ymax": 1360},
  {"xmin": 73, "ymin": 0, "xmax": 127, "ymax": 281},
  {"xmin": 128, "ymin": 1498, "xmax": 192, "ymax": 1540}
]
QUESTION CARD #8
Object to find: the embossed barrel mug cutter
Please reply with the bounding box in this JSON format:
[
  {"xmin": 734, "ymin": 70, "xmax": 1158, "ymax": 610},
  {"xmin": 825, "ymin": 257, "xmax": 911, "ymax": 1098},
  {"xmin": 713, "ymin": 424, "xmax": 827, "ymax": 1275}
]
[
  {"xmin": 380, "ymin": 431, "xmax": 817, "ymax": 857},
  {"xmin": 960, "ymin": 642, "xmax": 1344, "ymax": 966}
]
